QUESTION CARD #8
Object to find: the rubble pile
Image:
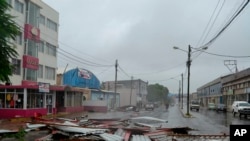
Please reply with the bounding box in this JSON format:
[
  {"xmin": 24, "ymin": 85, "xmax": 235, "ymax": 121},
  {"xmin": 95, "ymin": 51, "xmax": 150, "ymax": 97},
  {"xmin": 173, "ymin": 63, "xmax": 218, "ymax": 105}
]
[{"xmin": 0, "ymin": 115, "xmax": 229, "ymax": 141}]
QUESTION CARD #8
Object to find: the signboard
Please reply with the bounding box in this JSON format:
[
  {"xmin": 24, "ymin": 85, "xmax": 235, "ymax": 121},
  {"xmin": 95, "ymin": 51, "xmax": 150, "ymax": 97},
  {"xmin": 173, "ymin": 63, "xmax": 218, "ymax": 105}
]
[
  {"xmin": 23, "ymin": 55, "xmax": 39, "ymax": 70},
  {"xmin": 24, "ymin": 24, "xmax": 40, "ymax": 42},
  {"xmin": 39, "ymin": 82, "xmax": 50, "ymax": 93},
  {"xmin": 78, "ymin": 68, "xmax": 92, "ymax": 79}
]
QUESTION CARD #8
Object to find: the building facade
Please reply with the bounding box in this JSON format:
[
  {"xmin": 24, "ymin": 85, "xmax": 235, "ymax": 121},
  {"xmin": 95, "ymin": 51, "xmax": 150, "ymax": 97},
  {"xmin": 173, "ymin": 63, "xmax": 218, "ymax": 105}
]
[
  {"xmin": 102, "ymin": 79, "xmax": 148, "ymax": 108},
  {"xmin": 222, "ymin": 68, "xmax": 250, "ymax": 111},
  {"xmin": 58, "ymin": 68, "xmax": 119, "ymax": 112},
  {"xmin": 0, "ymin": 0, "xmax": 59, "ymax": 118},
  {"xmin": 197, "ymin": 68, "xmax": 250, "ymax": 111}
]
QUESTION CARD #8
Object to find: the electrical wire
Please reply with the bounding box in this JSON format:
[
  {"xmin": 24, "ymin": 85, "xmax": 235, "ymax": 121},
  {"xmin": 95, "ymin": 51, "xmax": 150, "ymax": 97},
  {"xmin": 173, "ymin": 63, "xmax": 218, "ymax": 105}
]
[
  {"xmin": 198, "ymin": 50, "xmax": 250, "ymax": 58},
  {"xmin": 12, "ymin": 17, "xmax": 115, "ymax": 69},
  {"xmin": 193, "ymin": 0, "xmax": 249, "ymax": 60},
  {"xmin": 202, "ymin": 0, "xmax": 249, "ymax": 47},
  {"xmin": 195, "ymin": 0, "xmax": 223, "ymax": 47}
]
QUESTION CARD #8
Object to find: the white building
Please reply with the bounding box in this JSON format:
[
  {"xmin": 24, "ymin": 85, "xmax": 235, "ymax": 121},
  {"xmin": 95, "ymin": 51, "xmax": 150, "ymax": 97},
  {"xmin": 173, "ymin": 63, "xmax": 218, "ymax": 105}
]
[
  {"xmin": 0, "ymin": 0, "xmax": 59, "ymax": 118},
  {"xmin": 102, "ymin": 79, "xmax": 148, "ymax": 108},
  {"xmin": 5, "ymin": 0, "xmax": 59, "ymax": 85}
]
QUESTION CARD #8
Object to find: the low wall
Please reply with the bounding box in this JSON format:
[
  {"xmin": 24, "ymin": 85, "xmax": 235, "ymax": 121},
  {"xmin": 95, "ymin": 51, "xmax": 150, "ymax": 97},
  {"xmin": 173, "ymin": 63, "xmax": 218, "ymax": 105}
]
[
  {"xmin": 83, "ymin": 100, "xmax": 107, "ymax": 112},
  {"xmin": 0, "ymin": 108, "xmax": 47, "ymax": 119}
]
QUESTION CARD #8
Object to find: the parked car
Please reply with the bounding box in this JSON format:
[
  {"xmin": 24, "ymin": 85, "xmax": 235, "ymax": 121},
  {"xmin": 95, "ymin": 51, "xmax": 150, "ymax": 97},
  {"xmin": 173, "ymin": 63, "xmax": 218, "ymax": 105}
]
[
  {"xmin": 207, "ymin": 103, "xmax": 216, "ymax": 110},
  {"xmin": 145, "ymin": 103, "xmax": 154, "ymax": 111},
  {"xmin": 190, "ymin": 101, "xmax": 200, "ymax": 111},
  {"xmin": 216, "ymin": 104, "xmax": 227, "ymax": 112},
  {"xmin": 232, "ymin": 101, "xmax": 250, "ymax": 118}
]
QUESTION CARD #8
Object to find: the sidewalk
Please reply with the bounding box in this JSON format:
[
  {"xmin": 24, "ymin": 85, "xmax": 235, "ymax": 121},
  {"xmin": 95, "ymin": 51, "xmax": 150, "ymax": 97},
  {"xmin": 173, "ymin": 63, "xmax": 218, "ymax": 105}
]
[{"xmin": 178, "ymin": 104, "xmax": 194, "ymax": 118}]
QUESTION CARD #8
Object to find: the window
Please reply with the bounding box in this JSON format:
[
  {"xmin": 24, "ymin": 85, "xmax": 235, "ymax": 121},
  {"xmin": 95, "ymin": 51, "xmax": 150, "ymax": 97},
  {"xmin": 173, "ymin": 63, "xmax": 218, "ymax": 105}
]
[
  {"xmin": 46, "ymin": 42, "xmax": 57, "ymax": 57},
  {"xmin": 40, "ymin": 14, "xmax": 45, "ymax": 25},
  {"xmin": 27, "ymin": 91, "xmax": 43, "ymax": 108},
  {"xmin": 0, "ymin": 92, "xmax": 23, "ymax": 108},
  {"xmin": 12, "ymin": 58, "xmax": 21, "ymax": 75},
  {"xmin": 47, "ymin": 18, "xmax": 57, "ymax": 32},
  {"xmin": 15, "ymin": 32, "xmax": 22, "ymax": 45},
  {"xmin": 27, "ymin": 39, "xmax": 38, "ymax": 57},
  {"xmin": 14, "ymin": 0, "xmax": 23, "ymax": 13},
  {"xmin": 45, "ymin": 66, "xmax": 55, "ymax": 80},
  {"xmin": 38, "ymin": 65, "xmax": 43, "ymax": 78},
  {"xmin": 26, "ymin": 68, "xmax": 37, "ymax": 81},
  {"xmin": 28, "ymin": 2, "xmax": 40, "ymax": 27},
  {"xmin": 39, "ymin": 41, "xmax": 44, "ymax": 53}
]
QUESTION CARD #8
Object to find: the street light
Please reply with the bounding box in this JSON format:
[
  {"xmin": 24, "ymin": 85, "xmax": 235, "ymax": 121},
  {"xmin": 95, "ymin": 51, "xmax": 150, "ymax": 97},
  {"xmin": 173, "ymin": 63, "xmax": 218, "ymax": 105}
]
[{"xmin": 173, "ymin": 45, "xmax": 207, "ymax": 116}]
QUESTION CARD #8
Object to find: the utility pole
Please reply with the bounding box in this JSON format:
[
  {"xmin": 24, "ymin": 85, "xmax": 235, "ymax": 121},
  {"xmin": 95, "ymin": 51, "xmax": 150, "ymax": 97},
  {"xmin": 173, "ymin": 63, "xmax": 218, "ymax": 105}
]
[
  {"xmin": 130, "ymin": 76, "xmax": 133, "ymax": 105},
  {"xmin": 114, "ymin": 59, "xmax": 118, "ymax": 109},
  {"xmin": 181, "ymin": 73, "xmax": 183, "ymax": 109},
  {"xmin": 186, "ymin": 45, "xmax": 191, "ymax": 116},
  {"xmin": 178, "ymin": 80, "xmax": 181, "ymax": 106}
]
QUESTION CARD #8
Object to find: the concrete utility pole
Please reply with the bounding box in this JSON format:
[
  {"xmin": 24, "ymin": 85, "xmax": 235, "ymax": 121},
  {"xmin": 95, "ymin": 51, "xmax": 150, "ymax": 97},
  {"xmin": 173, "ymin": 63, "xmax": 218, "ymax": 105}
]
[
  {"xmin": 114, "ymin": 59, "xmax": 118, "ymax": 109},
  {"xmin": 186, "ymin": 45, "xmax": 191, "ymax": 116},
  {"xmin": 130, "ymin": 76, "xmax": 133, "ymax": 105},
  {"xmin": 178, "ymin": 80, "xmax": 181, "ymax": 106},
  {"xmin": 181, "ymin": 73, "xmax": 183, "ymax": 109}
]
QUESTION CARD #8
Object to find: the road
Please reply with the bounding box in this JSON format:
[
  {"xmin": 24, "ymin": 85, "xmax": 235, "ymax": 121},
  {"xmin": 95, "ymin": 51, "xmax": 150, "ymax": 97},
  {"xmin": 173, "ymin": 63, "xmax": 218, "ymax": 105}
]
[{"xmin": 2, "ymin": 103, "xmax": 250, "ymax": 140}]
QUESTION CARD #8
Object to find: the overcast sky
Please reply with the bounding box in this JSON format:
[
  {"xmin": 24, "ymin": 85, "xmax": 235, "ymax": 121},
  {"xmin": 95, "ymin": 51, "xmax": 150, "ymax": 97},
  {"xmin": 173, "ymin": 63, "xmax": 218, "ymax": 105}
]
[{"xmin": 43, "ymin": 0, "xmax": 250, "ymax": 93}]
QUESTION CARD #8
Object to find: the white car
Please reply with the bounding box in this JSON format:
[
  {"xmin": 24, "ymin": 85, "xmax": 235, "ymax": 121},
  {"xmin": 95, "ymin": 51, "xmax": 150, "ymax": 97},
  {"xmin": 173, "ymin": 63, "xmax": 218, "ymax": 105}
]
[{"xmin": 232, "ymin": 101, "xmax": 250, "ymax": 118}]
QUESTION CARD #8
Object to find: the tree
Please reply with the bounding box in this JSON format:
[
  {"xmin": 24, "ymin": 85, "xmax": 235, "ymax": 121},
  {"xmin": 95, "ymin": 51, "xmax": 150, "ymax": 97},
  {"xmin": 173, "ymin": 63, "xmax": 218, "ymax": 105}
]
[
  {"xmin": 0, "ymin": 0, "xmax": 20, "ymax": 83},
  {"xmin": 147, "ymin": 83, "xmax": 169, "ymax": 103}
]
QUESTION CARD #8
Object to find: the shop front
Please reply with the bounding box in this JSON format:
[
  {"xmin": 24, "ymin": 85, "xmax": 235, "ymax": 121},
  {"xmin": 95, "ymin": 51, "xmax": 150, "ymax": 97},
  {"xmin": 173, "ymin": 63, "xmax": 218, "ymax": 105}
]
[
  {"xmin": 0, "ymin": 85, "xmax": 56, "ymax": 119},
  {"xmin": 0, "ymin": 85, "xmax": 91, "ymax": 119}
]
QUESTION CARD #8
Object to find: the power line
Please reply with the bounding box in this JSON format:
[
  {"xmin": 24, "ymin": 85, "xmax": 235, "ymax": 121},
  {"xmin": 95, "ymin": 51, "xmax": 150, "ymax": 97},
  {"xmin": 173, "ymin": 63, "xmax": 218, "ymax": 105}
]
[
  {"xmin": 193, "ymin": 0, "xmax": 249, "ymax": 60},
  {"xmin": 12, "ymin": 17, "xmax": 114, "ymax": 68},
  {"xmin": 196, "ymin": 0, "xmax": 224, "ymax": 47},
  {"xmin": 58, "ymin": 48, "xmax": 113, "ymax": 67},
  {"xmin": 200, "ymin": 0, "xmax": 226, "ymax": 47},
  {"xmin": 198, "ymin": 50, "xmax": 250, "ymax": 58},
  {"xmin": 202, "ymin": 0, "xmax": 249, "ymax": 47}
]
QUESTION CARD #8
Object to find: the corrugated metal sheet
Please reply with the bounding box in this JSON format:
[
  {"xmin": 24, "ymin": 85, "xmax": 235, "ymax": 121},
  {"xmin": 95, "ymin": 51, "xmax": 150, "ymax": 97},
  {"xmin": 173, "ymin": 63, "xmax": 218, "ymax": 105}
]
[
  {"xmin": 100, "ymin": 133, "xmax": 123, "ymax": 141},
  {"xmin": 131, "ymin": 135, "xmax": 151, "ymax": 141}
]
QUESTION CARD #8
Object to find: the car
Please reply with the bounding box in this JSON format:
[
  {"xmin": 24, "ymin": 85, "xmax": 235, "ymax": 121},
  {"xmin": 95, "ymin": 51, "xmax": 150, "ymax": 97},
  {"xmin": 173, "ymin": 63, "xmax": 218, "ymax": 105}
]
[
  {"xmin": 232, "ymin": 101, "xmax": 250, "ymax": 118},
  {"xmin": 145, "ymin": 103, "xmax": 154, "ymax": 110},
  {"xmin": 207, "ymin": 103, "xmax": 216, "ymax": 110},
  {"xmin": 190, "ymin": 101, "xmax": 200, "ymax": 111},
  {"xmin": 216, "ymin": 104, "xmax": 227, "ymax": 112}
]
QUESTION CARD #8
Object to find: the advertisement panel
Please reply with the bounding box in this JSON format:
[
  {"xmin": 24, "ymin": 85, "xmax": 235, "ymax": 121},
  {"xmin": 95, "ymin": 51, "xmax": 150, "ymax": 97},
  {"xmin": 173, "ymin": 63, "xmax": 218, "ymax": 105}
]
[
  {"xmin": 23, "ymin": 55, "xmax": 39, "ymax": 70},
  {"xmin": 39, "ymin": 82, "xmax": 50, "ymax": 93}
]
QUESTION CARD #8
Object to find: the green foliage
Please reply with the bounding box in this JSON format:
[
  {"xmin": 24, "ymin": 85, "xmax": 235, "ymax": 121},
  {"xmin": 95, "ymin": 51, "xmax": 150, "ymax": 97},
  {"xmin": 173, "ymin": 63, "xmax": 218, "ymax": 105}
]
[
  {"xmin": 3, "ymin": 127, "xmax": 26, "ymax": 141},
  {"xmin": 0, "ymin": 0, "xmax": 20, "ymax": 82},
  {"xmin": 147, "ymin": 83, "xmax": 169, "ymax": 102}
]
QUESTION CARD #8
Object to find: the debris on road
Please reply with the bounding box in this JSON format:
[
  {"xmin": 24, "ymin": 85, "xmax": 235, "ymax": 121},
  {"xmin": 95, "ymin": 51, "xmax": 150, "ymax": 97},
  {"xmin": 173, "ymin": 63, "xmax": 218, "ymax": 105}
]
[{"xmin": 0, "ymin": 114, "xmax": 230, "ymax": 141}]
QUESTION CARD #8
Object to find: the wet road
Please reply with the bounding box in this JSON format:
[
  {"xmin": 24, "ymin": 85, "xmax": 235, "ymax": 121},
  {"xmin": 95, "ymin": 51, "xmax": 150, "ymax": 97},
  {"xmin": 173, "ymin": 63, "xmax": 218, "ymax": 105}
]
[
  {"xmin": 139, "ymin": 105, "xmax": 230, "ymax": 135},
  {"xmin": 3, "ymin": 104, "xmax": 250, "ymax": 140}
]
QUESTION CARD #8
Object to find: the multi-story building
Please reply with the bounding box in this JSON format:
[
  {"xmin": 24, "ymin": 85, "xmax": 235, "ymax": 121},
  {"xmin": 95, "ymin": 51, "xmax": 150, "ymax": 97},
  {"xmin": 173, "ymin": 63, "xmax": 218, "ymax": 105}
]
[
  {"xmin": 197, "ymin": 68, "xmax": 250, "ymax": 111},
  {"xmin": 102, "ymin": 79, "xmax": 148, "ymax": 108},
  {"xmin": 222, "ymin": 68, "xmax": 250, "ymax": 111},
  {"xmin": 0, "ymin": 0, "xmax": 59, "ymax": 118},
  {"xmin": 197, "ymin": 77, "xmax": 222, "ymax": 107}
]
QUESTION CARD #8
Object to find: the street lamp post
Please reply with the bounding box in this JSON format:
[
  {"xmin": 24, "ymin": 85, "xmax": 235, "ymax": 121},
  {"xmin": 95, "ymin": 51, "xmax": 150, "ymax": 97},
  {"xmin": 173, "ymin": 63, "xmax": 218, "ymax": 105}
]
[
  {"xmin": 181, "ymin": 73, "xmax": 183, "ymax": 109},
  {"xmin": 186, "ymin": 45, "xmax": 191, "ymax": 115},
  {"xmin": 173, "ymin": 45, "xmax": 207, "ymax": 116}
]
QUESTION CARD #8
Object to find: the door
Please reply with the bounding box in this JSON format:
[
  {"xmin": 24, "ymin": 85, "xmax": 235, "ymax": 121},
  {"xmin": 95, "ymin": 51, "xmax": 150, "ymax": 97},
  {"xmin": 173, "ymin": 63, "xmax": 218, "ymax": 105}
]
[{"xmin": 46, "ymin": 94, "xmax": 53, "ymax": 114}]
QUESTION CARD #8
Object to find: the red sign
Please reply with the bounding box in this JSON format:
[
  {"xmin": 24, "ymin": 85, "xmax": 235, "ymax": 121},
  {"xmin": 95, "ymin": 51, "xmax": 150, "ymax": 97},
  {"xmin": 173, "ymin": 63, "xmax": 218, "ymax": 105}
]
[
  {"xmin": 22, "ymin": 80, "xmax": 38, "ymax": 86},
  {"xmin": 23, "ymin": 55, "xmax": 39, "ymax": 70},
  {"xmin": 24, "ymin": 24, "xmax": 40, "ymax": 42}
]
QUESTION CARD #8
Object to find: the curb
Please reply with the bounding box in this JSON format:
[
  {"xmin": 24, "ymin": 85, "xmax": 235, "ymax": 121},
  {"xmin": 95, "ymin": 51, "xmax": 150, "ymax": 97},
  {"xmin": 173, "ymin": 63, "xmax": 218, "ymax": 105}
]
[{"xmin": 179, "ymin": 106, "xmax": 194, "ymax": 118}]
